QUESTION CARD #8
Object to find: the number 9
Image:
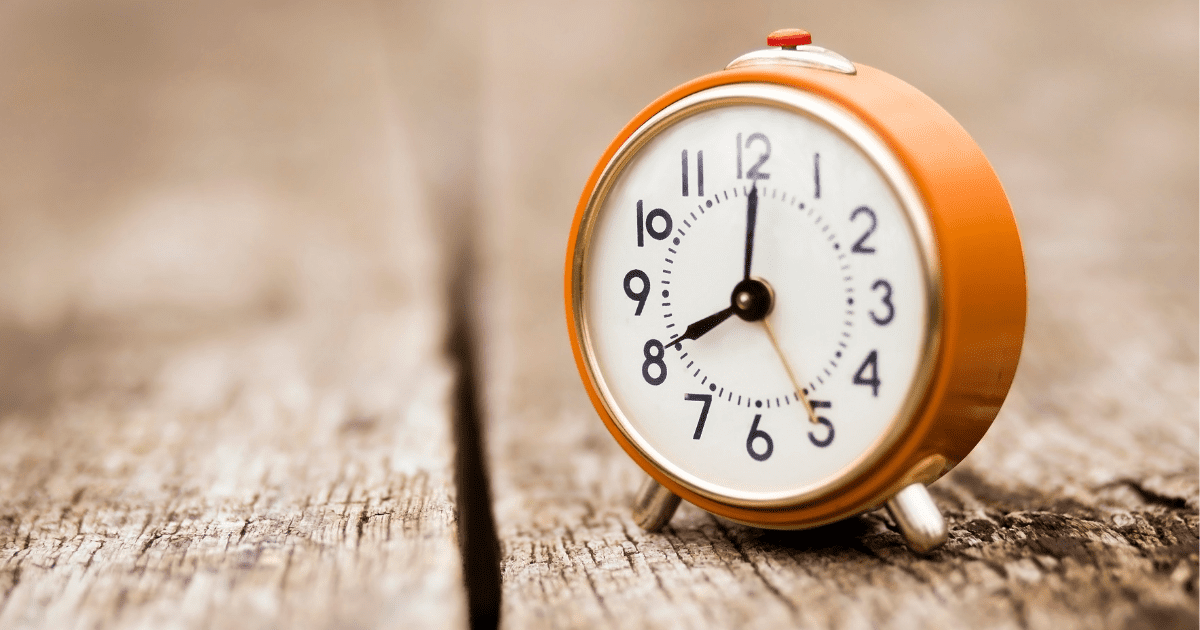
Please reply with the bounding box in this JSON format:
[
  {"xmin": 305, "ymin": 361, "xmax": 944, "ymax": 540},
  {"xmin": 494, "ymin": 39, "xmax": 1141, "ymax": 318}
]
[{"xmin": 624, "ymin": 269, "xmax": 650, "ymax": 315}]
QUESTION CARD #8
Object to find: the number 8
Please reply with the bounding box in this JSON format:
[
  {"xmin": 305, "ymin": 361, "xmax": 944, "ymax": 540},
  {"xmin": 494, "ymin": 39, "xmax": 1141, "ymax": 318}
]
[{"xmin": 641, "ymin": 339, "xmax": 667, "ymax": 386}]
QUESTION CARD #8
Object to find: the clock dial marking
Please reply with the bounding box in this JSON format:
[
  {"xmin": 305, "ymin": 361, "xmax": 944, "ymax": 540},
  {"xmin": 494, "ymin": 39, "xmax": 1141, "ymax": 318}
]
[{"xmin": 662, "ymin": 184, "xmax": 852, "ymax": 403}]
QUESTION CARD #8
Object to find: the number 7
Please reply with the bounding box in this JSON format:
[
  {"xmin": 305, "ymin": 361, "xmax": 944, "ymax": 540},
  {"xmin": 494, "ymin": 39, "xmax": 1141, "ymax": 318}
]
[{"xmin": 684, "ymin": 393, "xmax": 712, "ymax": 439}]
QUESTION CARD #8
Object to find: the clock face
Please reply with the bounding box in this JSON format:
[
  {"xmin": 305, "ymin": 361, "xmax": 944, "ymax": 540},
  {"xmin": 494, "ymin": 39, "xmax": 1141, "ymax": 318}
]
[{"xmin": 574, "ymin": 83, "xmax": 939, "ymax": 505}]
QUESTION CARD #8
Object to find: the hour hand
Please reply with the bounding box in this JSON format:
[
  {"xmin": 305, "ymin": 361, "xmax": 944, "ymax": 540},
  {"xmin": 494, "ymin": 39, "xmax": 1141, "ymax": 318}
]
[{"xmin": 669, "ymin": 306, "xmax": 736, "ymax": 348}]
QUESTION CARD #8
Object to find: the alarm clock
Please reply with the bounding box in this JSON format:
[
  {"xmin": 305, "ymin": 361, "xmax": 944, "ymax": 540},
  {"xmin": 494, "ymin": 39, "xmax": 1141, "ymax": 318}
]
[{"xmin": 564, "ymin": 29, "xmax": 1025, "ymax": 552}]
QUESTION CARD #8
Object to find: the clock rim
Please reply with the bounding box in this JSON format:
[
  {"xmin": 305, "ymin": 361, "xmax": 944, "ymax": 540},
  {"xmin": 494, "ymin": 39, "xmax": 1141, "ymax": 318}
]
[
  {"xmin": 564, "ymin": 63, "xmax": 1026, "ymax": 528},
  {"xmin": 569, "ymin": 83, "xmax": 944, "ymax": 509}
]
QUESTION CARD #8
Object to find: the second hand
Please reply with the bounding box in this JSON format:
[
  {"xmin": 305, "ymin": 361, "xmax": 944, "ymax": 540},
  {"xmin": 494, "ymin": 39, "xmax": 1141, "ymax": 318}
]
[{"xmin": 760, "ymin": 317, "xmax": 820, "ymax": 425}]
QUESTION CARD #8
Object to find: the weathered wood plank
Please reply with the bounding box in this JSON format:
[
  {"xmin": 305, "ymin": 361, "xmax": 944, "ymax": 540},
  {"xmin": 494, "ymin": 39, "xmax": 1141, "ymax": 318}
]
[
  {"xmin": 0, "ymin": 314, "xmax": 465, "ymax": 629},
  {"xmin": 0, "ymin": 2, "xmax": 467, "ymax": 628},
  {"xmin": 475, "ymin": 2, "xmax": 1198, "ymax": 628}
]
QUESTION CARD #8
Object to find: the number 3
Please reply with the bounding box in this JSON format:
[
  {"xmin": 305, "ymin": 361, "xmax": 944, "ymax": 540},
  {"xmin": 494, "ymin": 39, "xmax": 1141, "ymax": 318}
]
[{"xmin": 870, "ymin": 279, "xmax": 894, "ymax": 325}]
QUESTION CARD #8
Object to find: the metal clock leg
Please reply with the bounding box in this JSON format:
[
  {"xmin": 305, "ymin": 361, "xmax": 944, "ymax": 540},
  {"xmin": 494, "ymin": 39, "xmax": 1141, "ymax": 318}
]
[
  {"xmin": 885, "ymin": 483, "xmax": 948, "ymax": 553},
  {"xmin": 632, "ymin": 476, "xmax": 682, "ymax": 531}
]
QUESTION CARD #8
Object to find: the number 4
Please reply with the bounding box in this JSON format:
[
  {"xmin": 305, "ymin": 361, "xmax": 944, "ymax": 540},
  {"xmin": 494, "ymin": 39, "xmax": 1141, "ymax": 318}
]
[{"xmin": 853, "ymin": 350, "xmax": 880, "ymax": 397}]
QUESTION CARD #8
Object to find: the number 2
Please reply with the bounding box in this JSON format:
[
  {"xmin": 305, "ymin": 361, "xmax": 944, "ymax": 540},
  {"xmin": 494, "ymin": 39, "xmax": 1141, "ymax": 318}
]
[{"xmin": 850, "ymin": 206, "xmax": 877, "ymax": 254}]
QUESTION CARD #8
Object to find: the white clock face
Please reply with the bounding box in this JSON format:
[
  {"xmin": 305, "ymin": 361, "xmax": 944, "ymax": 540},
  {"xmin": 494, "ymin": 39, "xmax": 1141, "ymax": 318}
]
[{"xmin": 576, "ymin": 84, "xmax": 938, "ymax": 505}]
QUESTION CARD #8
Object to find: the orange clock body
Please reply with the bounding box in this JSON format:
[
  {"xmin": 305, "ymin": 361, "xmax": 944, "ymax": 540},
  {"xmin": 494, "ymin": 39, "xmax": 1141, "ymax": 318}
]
[{"xmin": 564, "ymin": 62, "xmax": 1026, "ymax": 528}]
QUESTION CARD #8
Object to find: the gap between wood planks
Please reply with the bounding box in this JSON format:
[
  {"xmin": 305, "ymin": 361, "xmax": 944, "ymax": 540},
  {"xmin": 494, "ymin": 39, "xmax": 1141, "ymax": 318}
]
[{"xmin": 446, "ymin": 212, "xmax": 503, "ymax": 630}]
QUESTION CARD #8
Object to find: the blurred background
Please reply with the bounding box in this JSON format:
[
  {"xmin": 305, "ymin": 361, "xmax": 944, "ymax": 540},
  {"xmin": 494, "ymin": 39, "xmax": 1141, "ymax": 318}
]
[
  {"xmin": 0, "ymin": 3, "xmax": 1193, "ymax": 627},
  {"xmin": 0, "ymin": 0, "xmax": 1194, "ymax": 517}
]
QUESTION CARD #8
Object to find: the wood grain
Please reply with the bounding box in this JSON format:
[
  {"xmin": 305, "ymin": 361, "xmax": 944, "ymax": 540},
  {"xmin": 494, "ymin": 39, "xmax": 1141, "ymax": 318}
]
[
  {"xmin": 0, "ymin": 2, "xmax": 468, "ymax": 628},
  {"xmin": 0, "ymin": 313, "xmax": 466, "ymax": 629},
  {"xmin": 474, "ymin": 2, "xmax": 1198, "ymax": 628}
]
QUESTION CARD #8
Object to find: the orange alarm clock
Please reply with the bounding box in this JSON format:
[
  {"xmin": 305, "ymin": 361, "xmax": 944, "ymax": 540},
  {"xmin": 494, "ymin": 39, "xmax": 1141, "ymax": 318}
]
[{"xmin": 564, "ymin": 28, "xmax": 1025, "ymax": 552}]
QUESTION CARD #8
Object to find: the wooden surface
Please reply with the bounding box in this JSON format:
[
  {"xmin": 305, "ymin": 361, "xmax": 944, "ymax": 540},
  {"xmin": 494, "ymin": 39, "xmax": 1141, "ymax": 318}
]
[
  {"xmin": 475, "ymin": 2, "xmax": 1199, "ymax": 628},
  {"xmin": 0, "ymin": 1, "xmax": 1196, "ymax": 629},
  {"xmin": 0, "ymin": 313, "xmax": 466, "ymax": 629},
  {"xmin": 0, "ymin": 2, "xmax": 467, "ymax": 628}
]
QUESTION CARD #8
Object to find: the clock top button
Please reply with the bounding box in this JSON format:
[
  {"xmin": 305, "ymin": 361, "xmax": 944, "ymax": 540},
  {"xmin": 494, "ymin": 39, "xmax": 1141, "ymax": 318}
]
[
  {"xmin": 726, "ymin": 29, "xmax": 855, "ymax": 75},
  {"xmin": 767, "ymin": 28, "xmax": 812, "ymax": 49}
]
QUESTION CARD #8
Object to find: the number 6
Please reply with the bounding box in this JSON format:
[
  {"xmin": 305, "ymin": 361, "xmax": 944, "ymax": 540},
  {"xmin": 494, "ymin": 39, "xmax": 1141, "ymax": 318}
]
[{"xmin": 746, "ymin": 414, "xmax": 773, "ymax": 461}]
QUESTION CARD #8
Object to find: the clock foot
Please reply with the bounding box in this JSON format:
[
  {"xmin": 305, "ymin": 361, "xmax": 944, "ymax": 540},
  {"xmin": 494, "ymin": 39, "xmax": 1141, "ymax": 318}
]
[
  {"xmin": 632, "ymin": 476, "xmax": 681, "ymax": 532},
  {"xmin": 886, "ymin": 483, "xmax": 948, "ymax": 553}
]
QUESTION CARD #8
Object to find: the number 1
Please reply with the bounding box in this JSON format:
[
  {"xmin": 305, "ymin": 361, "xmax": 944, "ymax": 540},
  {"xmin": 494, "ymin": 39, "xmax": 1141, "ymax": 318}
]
[{"xmin": 814, "ymin": 152, "xmax": 821, "ymax": 199}]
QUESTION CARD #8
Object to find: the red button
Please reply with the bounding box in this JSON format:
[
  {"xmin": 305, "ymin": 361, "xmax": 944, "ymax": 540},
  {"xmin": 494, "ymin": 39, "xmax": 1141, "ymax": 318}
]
[{"xmin": 767, "ymin": 28, "xmax": 812, "ymax": 47}]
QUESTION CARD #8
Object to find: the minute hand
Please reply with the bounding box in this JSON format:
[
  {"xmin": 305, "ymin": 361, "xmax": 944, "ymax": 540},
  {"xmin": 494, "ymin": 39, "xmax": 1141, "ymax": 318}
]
[{"xmin": 743, "ymin": 183, "xmax": 758, "ymax": 280}]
